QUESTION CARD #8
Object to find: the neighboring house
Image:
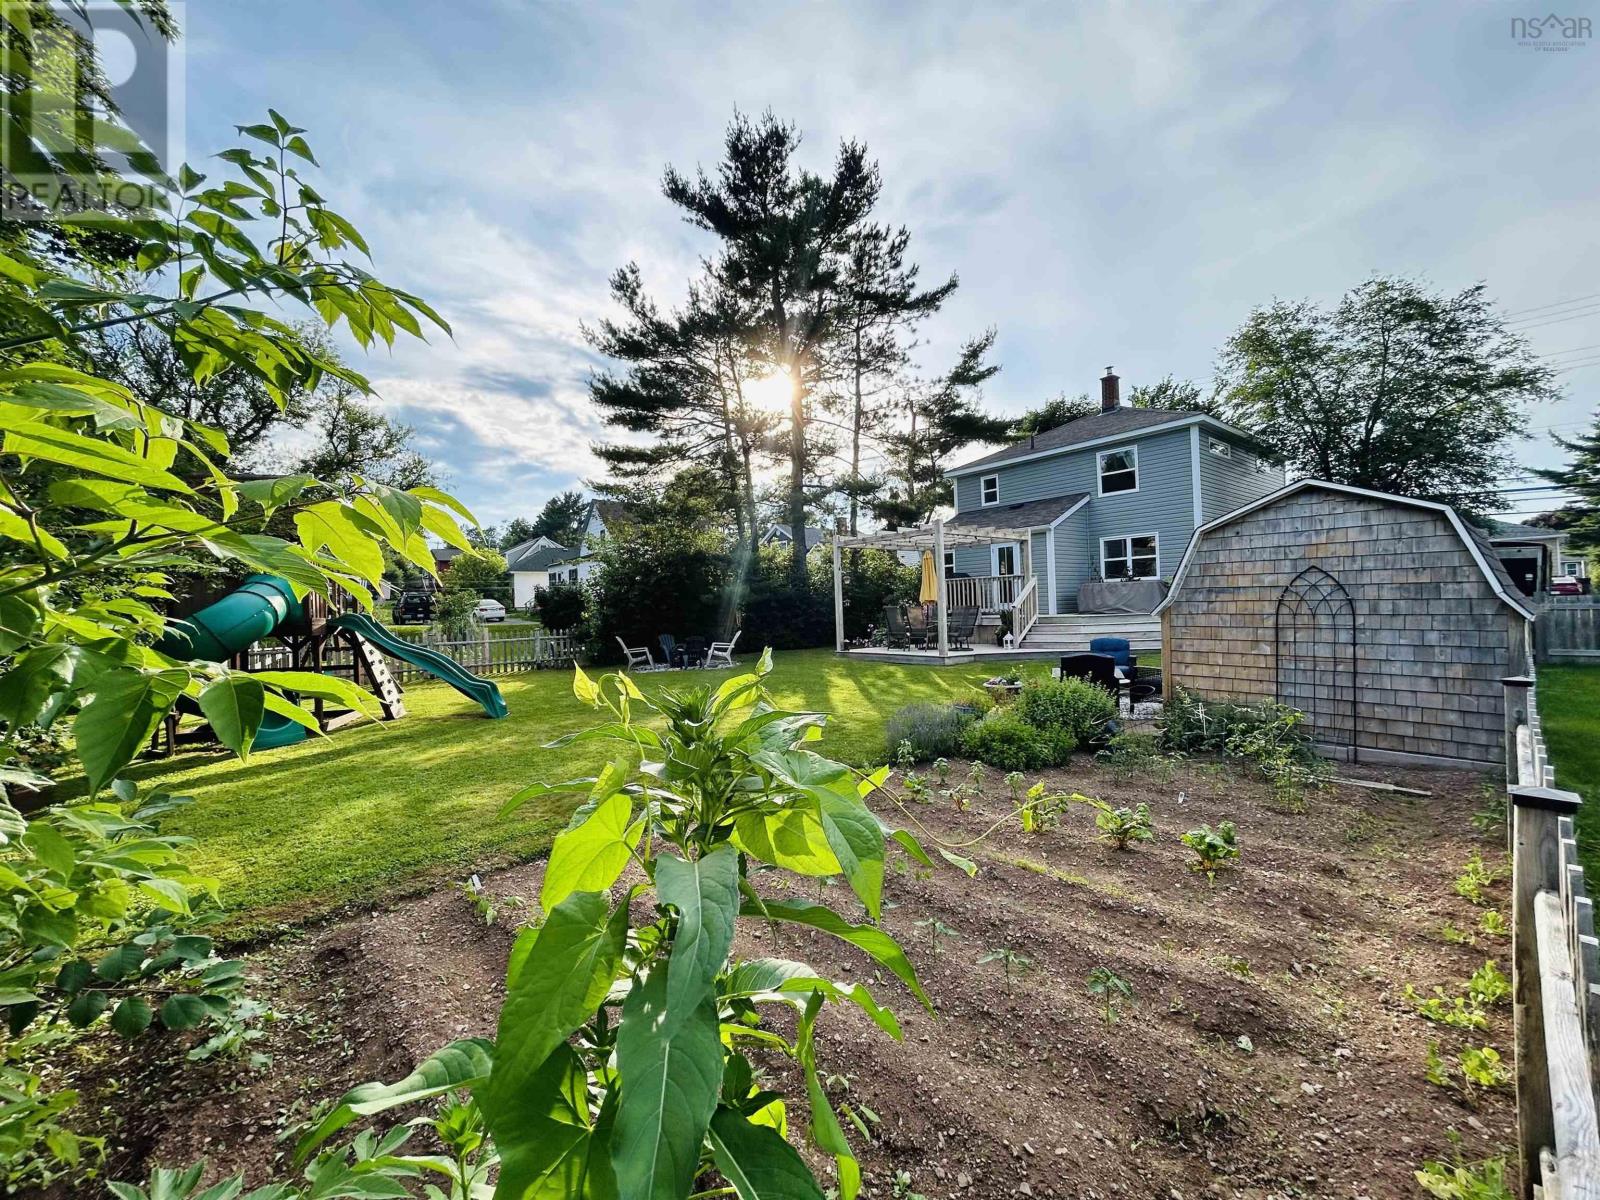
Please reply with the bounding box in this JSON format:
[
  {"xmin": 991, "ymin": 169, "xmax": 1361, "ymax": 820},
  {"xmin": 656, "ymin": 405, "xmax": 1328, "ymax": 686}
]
[
  {"xmin": 941, "ymin": 368, "xmax": 1286, "ymax": 614},
  {"xmin": 1483, "ymin": 519, "xmax": 1567, "ymax": 597},
  {"xmin": 505, "ymin": 536, "xmax": 571, "ymax": 609},
  {"xmin": 1157, "ymin": 480, "xmax": 1534, "ymax": 769},
  {"xmin": 432, "ymin": 545, "xmax": 462, "ymax": 574},
  {"xmin": 530, "ymin": 500, "xmax": 630, "ymax": 587},
  {"xmin": 762, "ymin": 524, "xmax": 826, "ymax": 555}
]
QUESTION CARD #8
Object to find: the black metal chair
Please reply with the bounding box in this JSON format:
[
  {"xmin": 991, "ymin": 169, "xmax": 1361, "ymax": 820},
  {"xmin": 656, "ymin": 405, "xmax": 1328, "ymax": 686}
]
[
  {"xmin": 905, "ymin": 603, "xmax": 932, "ymax": 649},
  {"xmin": 883, "ymin": 605, "xmax": 911, "ymax": 649},
  {"xmin": 948, "ymin": 607, "xmax": 979, "ymax": 650},
  {"xmin": 1058, "ymin": 653, "xmax": 1125, "ymax": 703}
]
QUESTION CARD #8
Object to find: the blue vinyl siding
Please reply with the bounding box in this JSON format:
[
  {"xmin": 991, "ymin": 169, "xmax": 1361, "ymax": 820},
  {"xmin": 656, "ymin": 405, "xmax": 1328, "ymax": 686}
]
[
  {"xmin": 1197, "ymin": 430, "xmax": 1286, "ymax": 522},
  {"xmin": 947, "ymin": 417, "xmax": 1283, "ymax": 612}
]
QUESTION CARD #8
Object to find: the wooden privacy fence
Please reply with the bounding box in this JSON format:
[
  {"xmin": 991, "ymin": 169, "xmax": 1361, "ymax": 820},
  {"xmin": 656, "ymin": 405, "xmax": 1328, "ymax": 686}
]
[
  {"xmin": 245, "ymin": 629, "xmax": 582, "ymax": 685},
  {"xmin": 1536, "ymin": 597, "xmax": 1600, "ymax": 664},
  {"xmin": 1506, "ymin": 674, "xmax": 1600, "ymax": 1197}
]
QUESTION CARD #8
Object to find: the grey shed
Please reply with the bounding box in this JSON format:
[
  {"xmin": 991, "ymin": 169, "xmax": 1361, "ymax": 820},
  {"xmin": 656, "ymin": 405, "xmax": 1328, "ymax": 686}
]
[{"xmin": 1154, "ymin": 480, "xmax": 1535, "ymax": 769}]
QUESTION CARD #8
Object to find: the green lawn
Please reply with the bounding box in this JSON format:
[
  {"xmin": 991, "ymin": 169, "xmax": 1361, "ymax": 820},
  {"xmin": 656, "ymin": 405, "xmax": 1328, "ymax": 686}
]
[
  {"xmin": 76, "ymin": 650, "xmax": 1053, "ymax": 935},
  {"xmin": 1537, "ymin": 664, "xmax": 1600, "ymax": 871}
]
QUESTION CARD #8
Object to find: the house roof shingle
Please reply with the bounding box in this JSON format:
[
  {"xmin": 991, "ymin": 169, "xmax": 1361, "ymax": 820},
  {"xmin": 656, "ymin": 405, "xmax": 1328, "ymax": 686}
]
[
  {"xmin": 949, "ymin": 408, "xmax": 1213, "ymax": 475},
  {"xmin": 1483, "ymin": 518, "xmax": 1564, "ymax": 543},
  {"xmin": 944, "ymin": 491, "xmax": 1088, "ymax": 532},
  {"xmin": 506, "ymin": 542, "xmax": 572, "ymax": 572}
]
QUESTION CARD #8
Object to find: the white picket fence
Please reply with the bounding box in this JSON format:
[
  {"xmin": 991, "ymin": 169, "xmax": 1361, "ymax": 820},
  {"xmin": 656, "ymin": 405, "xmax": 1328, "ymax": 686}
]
[{"xmin": 245, "ymin": 628, "xmax": 582, "ymax": 684}]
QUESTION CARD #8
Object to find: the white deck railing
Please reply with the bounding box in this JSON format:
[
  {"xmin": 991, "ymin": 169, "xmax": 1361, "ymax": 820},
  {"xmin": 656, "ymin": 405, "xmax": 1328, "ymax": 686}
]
[
  {"xmin": 945, "ymin": 573, "xmax": 1026, "ymax": 613},
  {"xmin": 1012, "ymin": 577, "xmax": 1039, "ymax": 643}
]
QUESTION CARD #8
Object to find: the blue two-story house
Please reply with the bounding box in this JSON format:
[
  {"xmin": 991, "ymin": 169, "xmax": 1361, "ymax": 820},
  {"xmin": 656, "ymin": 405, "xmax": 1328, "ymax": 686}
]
[{"xmin": 940, "ymin": 368, "xmax": 1284, "ymax": 619}]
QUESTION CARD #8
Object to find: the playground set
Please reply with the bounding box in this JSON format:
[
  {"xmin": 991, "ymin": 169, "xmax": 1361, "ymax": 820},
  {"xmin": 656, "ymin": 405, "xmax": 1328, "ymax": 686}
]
[{"xmin": 154, "ymin": 573, "xmax": 507, "ymax": 753}]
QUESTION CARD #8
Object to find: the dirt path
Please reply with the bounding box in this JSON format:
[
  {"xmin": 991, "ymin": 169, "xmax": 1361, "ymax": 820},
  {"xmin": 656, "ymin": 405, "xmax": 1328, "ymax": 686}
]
[{"xmin": 79, "ymin": 755, "xmax": 1514, "ymax": 1199}]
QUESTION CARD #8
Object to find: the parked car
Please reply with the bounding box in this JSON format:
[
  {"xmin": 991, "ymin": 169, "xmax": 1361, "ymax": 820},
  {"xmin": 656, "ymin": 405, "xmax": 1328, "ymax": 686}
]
[
  {"xmin": 1550, "ymin": 576, "xmax": 1583, "ymax": 596},
  {"xmin": 475, "ymin": 598, "xmax": 507, "ymax": 623},
  {"xmin": 394, "ymin": 591, "xmax": 435, "ymax": 622}
]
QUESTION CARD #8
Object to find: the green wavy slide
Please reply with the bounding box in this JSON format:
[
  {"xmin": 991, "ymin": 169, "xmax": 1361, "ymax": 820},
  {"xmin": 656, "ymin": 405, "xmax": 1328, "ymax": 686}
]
[{"xmin": 327, "ymin": 612, "xmax": 509, "ymax": 720}]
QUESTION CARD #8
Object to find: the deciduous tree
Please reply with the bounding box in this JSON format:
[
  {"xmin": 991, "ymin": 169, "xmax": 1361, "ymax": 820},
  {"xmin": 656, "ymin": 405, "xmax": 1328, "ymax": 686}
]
[{"xmin": 1218, "ymin": 277, "xmax": 1556, "ymax": 515}]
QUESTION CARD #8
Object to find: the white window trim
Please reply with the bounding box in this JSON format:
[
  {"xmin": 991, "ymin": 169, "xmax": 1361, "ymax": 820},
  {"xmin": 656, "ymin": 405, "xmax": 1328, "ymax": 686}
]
[
  {"xmin": 980, "ymin": 474, "xmax": 1000, "ymax": 506},
  {"xmin": 1206, "ymin": 437, "xmax": 1232, "ymax": 459},
  {"xmin": 942, "ymin": 549, "xmax": 955, "ymax": 577},
  {"xmin": 1096, "ymin": 445, "xmax": 1139, "ymax": 497},
  {"xmin": 1100, "ymin": 531, "xmax": 1160, "ymax": 580},
  {"xmin": 991, "ymin": 541, "xmax": 1021, "ymax": 578}
]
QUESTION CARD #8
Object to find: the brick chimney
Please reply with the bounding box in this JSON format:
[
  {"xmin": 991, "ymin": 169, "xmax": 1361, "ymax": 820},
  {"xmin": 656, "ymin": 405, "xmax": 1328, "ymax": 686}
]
[{"xmin": 1100, "ymin": 366, "xmax": 1121, "ymax": 413}]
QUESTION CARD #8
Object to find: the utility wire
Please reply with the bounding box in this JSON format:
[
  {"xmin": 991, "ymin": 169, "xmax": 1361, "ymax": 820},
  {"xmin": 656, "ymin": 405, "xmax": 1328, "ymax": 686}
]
[{"xmin": 1505, "ymin": 292, "xmax": 1600, "ymax": 318}]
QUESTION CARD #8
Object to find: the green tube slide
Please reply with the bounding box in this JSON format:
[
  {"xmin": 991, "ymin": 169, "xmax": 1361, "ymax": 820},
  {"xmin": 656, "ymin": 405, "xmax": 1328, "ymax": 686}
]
[
  {"xmin": 326, "ymin": 613, "xmax": 508, "ymax": 720},
  {"xmin": 155, "ymin": 573, "xmax": 310, "ymax": 749}
]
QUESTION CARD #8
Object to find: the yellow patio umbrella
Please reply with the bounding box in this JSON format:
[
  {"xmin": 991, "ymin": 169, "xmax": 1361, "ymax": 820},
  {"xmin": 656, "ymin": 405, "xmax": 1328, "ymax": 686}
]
[{"xmin": 919, "ymin": 550, "xmax": 939, "ymax": 604}]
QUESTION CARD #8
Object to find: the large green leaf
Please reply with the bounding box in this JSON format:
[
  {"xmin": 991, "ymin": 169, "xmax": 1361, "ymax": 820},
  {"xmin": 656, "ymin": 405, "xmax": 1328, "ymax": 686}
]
[
  {"xmin": 732, "ymin": 808, "xmax": 841, "ymax": 878},
  {"xmin": 738, "ymin": 897, "xmax": 930, "ymax": 1011},
  {"xmin": 812, "ymin": 791, "xmax": 885, "ymax": 919},
  {"xmin": 611, "ymin": 966, "xmax": 724, "ymax": 1200},
  {"xmin": 490, "ymin": 1044, "xmax": 617, "ymax": 1200},
  {"xmin": 74, "ymin": 669, "xmax": 185, "ymax": 792},
  {"xmin": 0, "ymin": 643, "xmax": 80, "ymax": 727},
  {"xmin": 656, "ymin": 847, "xmax": 739, "ymax": 1022},
  {"xmin": 294, "ymin": 1038, "xmax": 495, "ymax": 1165},
  {"xmin": 540, "ymin": 793, "xmax": 639, "ymax": 913},
  {"xmin": 707, "ymin": 1106, "xmax": 825, "ymax": 1200},
  {"xmin": 293, "ymin": 501, "xmax": 383, "ymax": 589},
  {"xmin": 483, "ymin": 891, "xmax": 631, "ymax": 1181},
  {"xmin": 198, "ymin": 675, "xmax": 265, "ymax": 759},
  {"xmin": 250, "ymin": 669, "xmax": 382, "ymax": 719}
]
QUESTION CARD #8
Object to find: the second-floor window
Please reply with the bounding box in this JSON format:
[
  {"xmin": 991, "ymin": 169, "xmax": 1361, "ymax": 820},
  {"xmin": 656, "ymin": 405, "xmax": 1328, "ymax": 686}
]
[
  {"xmin": 980, "ymin": 474, "xmax": 999, "ymax": 505},
  {"xmin": 1097, "ymin": 446, "xmax": 1138, "ymax": 495}
]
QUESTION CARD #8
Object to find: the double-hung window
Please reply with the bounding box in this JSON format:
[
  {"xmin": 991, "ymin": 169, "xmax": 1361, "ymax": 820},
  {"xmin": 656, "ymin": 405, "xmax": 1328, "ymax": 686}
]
[
  {"xmin": 980, "ymin": 474, "xmax": 999, "ymax": 505},
  {"xmin": 1097, "ymin": 446, "xmax": 1138, "ymax": 495},
  {"xmin": 1101, "ymin": 534, "xmax": 1158, "ymax": 580}
]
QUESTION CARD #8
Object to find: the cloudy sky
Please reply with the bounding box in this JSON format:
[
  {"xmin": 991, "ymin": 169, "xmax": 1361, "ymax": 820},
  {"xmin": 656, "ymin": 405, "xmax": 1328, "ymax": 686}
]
[{"xmin": 181, "ymin": 1, "xmax": 1599, "ymax": 528}]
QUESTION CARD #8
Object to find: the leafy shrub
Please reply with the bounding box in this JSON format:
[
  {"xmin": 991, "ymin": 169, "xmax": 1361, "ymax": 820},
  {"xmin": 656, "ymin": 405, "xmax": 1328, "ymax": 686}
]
[
  {"xmin": 961, "ymin": 710, "xmax": 1074, "ymax": 772},
  {"xmin": 1083, "ymin": 797, "xmax": 1155, "ymax": 849},
  {"xmin": 1015, "ymin": 677, "xmax": 1118, "ymax": 747},
  {"xmin": 884, "ymin": 703, "xmax": 976, "ymax": 763},
  {"xmin": 1414, "ymin": 1154, "xmax": 1513, "ymax": 1199},
  {"xmin": 432, "ymin": 587, "xmax": 482, "ymax": 640},
  {"xmin": 0, "ymin": 785, "xmax": 255, "ymax": 1189},
  {"xmin": 0, "ymin": 722, "xmax": 71, "ymax": 776},
  {"xmin": 533, "ymin": 580, "xmax": 586, "ymax": 630},
  {"xmin": 1095, "ymin": 732, "xmax": 1176, "ymax": 781},
  {"xmin": 1181, "ymin": 821, "xmax": 1240, "ymax": 884}
]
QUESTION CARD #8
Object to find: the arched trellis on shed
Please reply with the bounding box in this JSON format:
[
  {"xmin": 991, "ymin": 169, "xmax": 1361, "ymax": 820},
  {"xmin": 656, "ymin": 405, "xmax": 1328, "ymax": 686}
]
[{"xmin": 1274, "ymin": 565, "xmax": 1358, "ymax": 753}]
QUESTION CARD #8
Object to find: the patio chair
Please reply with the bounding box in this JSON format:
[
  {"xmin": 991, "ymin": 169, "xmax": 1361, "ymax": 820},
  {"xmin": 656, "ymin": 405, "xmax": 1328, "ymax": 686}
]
[
  {"xmin": 882, "ymin": 605, "xmax": 911, "ymax": 649},
  {"xmin": 905, "ymin": 603, "xmax": 932, "ymax": 649},
  {"xmin": 948, "ymin": 607, "xmax": 979, "ymax": 650},
  {"xmin": 1088, "ymin": 637, "xmax": 1137, "ymax": 672},
  {"xmin": 1058, "ymin": 653, "xmax": 1126, "ymax": 706},
  {"xmin": 615, "ymin": 636, "xmax": 661, "ymax": 672},
  {"xmin": 704, "ymin": 630, "xmax": 741, "ymax": 669},
  {"xmin": 659, "ymin": 632, "xmax": 678, "ymax": 667},
  {"xmin": 681, "ymin": 633, "xmax": 707, "ymax": 672}
]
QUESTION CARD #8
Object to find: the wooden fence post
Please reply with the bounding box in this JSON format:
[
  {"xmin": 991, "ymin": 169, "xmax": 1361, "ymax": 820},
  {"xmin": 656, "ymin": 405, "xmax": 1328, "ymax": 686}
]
[{"xmin": 1515, "ymin": 783, "xmax": 1586, "ymax": 1197}]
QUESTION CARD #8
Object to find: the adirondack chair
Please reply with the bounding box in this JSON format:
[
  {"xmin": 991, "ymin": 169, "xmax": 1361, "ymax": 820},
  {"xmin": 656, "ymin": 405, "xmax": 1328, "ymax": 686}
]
[
  {"xmin": 705, "ymin": 630, "xmax": 741, "ymax": 669},
  {"xmin": 882, "ymin": 606, "xmax": 910, "ymax": 649},
  {"xmin": 615, "ymin": 636, "xmax": 660, "ymax": 672}
]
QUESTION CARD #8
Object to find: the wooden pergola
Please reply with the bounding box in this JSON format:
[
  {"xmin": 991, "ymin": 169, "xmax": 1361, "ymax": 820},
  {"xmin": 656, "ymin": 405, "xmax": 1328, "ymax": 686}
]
[{"xmin": 830, "ymin": 515, "xmax": 1037, "ymax": 657}]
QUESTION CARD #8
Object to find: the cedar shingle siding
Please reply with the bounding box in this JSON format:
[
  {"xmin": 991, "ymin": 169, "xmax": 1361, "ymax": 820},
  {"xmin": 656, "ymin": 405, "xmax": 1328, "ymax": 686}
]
[{"xmin": 1161, "ymin": 485, "xmax": 1531, "ymax": 767}]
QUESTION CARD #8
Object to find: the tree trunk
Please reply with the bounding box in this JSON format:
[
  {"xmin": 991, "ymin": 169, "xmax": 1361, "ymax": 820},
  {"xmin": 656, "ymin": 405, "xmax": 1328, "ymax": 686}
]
[{"xmin": 788, "ymin": 363, "xmax": 808, "ymax": 591}]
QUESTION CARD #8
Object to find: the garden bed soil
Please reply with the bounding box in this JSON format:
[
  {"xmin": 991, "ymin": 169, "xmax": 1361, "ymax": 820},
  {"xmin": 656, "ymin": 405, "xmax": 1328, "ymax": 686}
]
[{"xmin": 62, "ymin": 754, "xmax": 1516, "ymax": 1199}]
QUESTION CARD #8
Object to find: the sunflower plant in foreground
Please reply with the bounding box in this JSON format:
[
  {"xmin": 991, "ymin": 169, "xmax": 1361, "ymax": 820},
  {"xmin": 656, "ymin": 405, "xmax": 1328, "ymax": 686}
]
[{"xmin": 291, "ymin": 650, "xmax": 954, "ymax": 1200}]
